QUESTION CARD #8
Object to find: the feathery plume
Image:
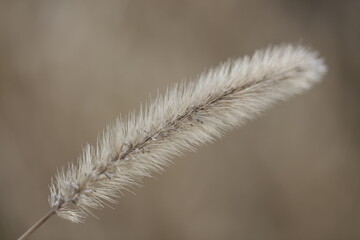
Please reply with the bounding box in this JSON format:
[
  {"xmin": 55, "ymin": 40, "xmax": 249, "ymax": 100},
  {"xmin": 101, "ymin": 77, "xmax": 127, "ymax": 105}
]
[{"xmin": 48, "ymin": 44, "xmax": 326, "ymax": 223}]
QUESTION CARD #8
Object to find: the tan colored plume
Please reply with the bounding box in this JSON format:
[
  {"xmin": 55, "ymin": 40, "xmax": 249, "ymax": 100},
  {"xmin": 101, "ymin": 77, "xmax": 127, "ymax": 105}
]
[{"xmin": 47, "ymin": 44, "xmax": 326, "ymax": 223}]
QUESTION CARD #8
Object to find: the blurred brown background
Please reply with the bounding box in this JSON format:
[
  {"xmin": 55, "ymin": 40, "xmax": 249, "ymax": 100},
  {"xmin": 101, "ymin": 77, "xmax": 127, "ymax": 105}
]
[{"xmin": 0, "ymin": 1, "xmax": 359, "ymax": 239}]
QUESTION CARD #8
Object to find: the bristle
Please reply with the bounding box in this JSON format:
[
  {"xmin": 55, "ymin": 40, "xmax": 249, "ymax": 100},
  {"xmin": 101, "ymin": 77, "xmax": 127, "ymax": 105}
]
[{"xmin": 49, "ymin": 44, "xmax": 326, "ymax": 222}]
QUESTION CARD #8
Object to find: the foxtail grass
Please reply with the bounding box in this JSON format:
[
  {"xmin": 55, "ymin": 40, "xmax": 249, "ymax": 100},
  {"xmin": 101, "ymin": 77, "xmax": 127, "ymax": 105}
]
[{"xmin": 18, "ymin": 44, "xmax": 326, "ymax": 239}]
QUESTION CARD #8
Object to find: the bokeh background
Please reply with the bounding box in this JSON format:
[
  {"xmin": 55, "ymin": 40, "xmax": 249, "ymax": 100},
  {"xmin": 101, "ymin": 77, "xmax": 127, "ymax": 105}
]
[{"xmin": 1, "ymin": 1, "xmax": 359, "ymax": 239}]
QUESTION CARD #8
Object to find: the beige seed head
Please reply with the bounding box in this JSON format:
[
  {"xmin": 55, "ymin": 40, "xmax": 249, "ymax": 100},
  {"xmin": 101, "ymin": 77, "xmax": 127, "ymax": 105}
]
[{"xmin": 49, "ymin": 44, "xmax": 327, "ymax": 222}]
